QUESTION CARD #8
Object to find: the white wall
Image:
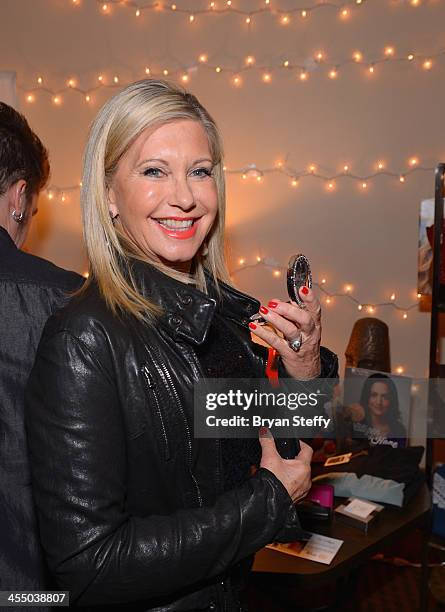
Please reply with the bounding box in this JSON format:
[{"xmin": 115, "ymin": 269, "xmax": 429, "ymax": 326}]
[{"xmin": 1, "ymin": 0, "xmax": 443, "ymax": 377}]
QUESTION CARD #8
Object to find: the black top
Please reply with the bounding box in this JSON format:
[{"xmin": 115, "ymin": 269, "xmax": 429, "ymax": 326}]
[
  {"xmin": 0, "ymin": 225, "xmax": 83, "ymax": 596},
  {"xmin": 197, "ymin": 310, "xmax": 262, "ymax": 492}
]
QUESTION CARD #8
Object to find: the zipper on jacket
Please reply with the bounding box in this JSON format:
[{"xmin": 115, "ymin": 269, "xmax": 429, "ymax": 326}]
[
  {"xmin": 144, "ymin": 349, "xmax": 203, "ymax": 508},
  {"xmin": 157, "ymin": 358, "xmax": 203, "ymax": 507},
  {"xmin": 141, "ymin": 364, "xmax": 170, "ymax": 461}
]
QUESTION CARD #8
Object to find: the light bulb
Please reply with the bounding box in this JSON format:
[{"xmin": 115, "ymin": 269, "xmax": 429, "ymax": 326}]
[
  {"xmin": 327, "ymin": 182, "xmax": 335, "ymax": 190},
  {"xmin": 423, "ymin": 59, "xmax": 432, "ymax": 70},
  {"xmin": 299, "ymin": 71, "xmax": 308, "ymax": 81},
  {"xmin": 256, "ymin": 176, "xmax": 262, "ymax": 182},
  {"xmin": 163, "ymin": 69, "xmax": 169, "ymax": 76},
  {"xmin": 67, "ymin": 78, "xmax": 76, "ymax": 88},
  {"xmin": 329, "ymin": 68, "xmax": 338, "ymax": 79},
  {"xmin": 409, "ymin": 157, "xmax": 419, "ymax": 166},
  {"xmin": 53, "ymin": 95, "xmax": 61, "ymax": 105},
  {"xmin": 239, "ymin": 258, "xmax": 245, "ymax": 265},
  {"xmin": 102, "ymin": 3, "xmax": 108, "ymax": 12},
  {"xmin": 343, "ymin": 164, "xmax": 349, "ymax": 172},
  {"xmin": 408, "ymin": 54, "xmax": 414, "ymax": 61},
  {"xmin": 37, "ymin": 76, "xmax": 43, "ymax": 84},
  {"xmin": 353, "ymin": 51, "xmax": 363, "ymax": 62},
  {"xmin": 340, "ymin": 8, "xmax": 349, "ymax": 17},
  {"xmin": 291, "ymin": 179, "xmax": 299, "ymax": 187},
  {"xmin": 273, "ymin": 270, "xmax": 281, "ymax": 277},
  {"xmin": 98, "ymin": 74, "xmax": 104, "ymax": 82},
  {"xmin": 344, "ymin": 284, "xmax": 352, "ymax": 292},
  {"xmin": 48, "ymin": 192, "xmax": 54, "ymax": 200},
  {"xmin": 316, "ymin": 51, "xmax": 324, "ymax": 61},
  {"xmin": 403, "ymin": 313, "xmax": 408, "ymax": 319},
  {"xmin": 368, "ymin": 64, "xmax": 375, "ymax": 73},
  {"xmin": 262, "ymin": 72, "xmax": 271, "ymax": 83},
  {"xmin": 256, "ymin": 256, "xmax": 262, "ymax": 262},
  {"xmin": 246, "ymin": 56, "xmax": 255, "ymax": 65},
  {"xmin": 26, "ymin": 94, "xmax": 35, "ymax": 103},
  {"xmin": 61, "ymin": 193, "xmax": 66, "ymax": 202},
  {"xmin": 181, "ymin": 74, "xmax": 189, "ymax": 83},
  {"xmin": 367, "ymin": 305, "xmax": 374, "ymax": 313},
  {"xmin": 377, "ymin": 161, "xmax": 385, "ymax": 170},
  {"xmin": 227, "ymin": 0, "xmax": 231, "ymax": 5},
  {"xmin": 283, "ymin": 60, "xmax": 289, "ymax": 67},
  {"xmin": 189, "ymin": 14, "xmax": 195, "ymax": 22},
  {"xmin": 171, "ymin": 3, "xmax": 177, "ymax": 8},
  {"xmin": 390, "ymin": 293, "xmax": 396, "ymax": 300},
  {"xmin": 358, "ymin": 304, "xmax": 363, "ymax": 310},
  {"xmin": 210, "ymin": 1, "xmax": 215, "ymax": 7},
  {"xmin": 309, "ymin": 164, "xmax": 316, "ymax": 173},
  {"xmin": 321, "ymin": 278, "xmax": 326, "ymax": 284},
  {"xmin": 215, "ymin": 66, "xmax": 222, "ymax": 73},
  {"xmin": 361, "ymin": 182, "xmax": 368, "ymax": 189},
  {"xmin": 281, "ymin": 15, "xmax": 290, "ymax": 24},
  {"xmin": 385, "ymin": 46, "xmax": 395, "ymax": 56},
  {"xmin": 242, "ymin": 173, "xmax": 247, "ymax": 179},
  {"xmin": 83, "ymin": 271, "xmax": 90, "ymax": 278},
  {"xmin": 245, "ymin": 16, "xmax": 251, "ymax": 23},
  {"xmin": 301, "ymin": 9, "xmax": 307, "ymax": 17},
  {"xmin": 85, "ymin": 94, "xmax": 91, "ymax": 102},
  {"xmin": 145, "ymin": 67, "xmax": 151, "ymax": 75},
  {"xmin": 199, "ymin": 54, "xmax": 208, "ymax": 63},
  {"xmin": 399, "ymin": 175, "xmax": 405, "ymax": 183},
  {"xmin": 326, "ymin": 297, "xmax": 332, "ymax": 304},
  {"xmin": 396, "ymin": 366, "xmax": 404, "ymax": 374},
  {"xmin": 135, "ymin": 8, "xmax": 140, "ymax": 16},
  {"xmin": 113, "ymin": 75, "xmax": 119, "ymax": 84},
  {"xmin": 417, "ymin": 292, "xmax": 422, "ymax": 298},
  {"xmin": 233, "ymin": 75, "xmax": 242, "ymax": 86}
]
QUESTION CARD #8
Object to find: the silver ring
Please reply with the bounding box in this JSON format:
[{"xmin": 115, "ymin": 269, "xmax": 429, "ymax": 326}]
[{"xmin": 287, "ymin": 333, "xmax": 303, "ymax": 352}]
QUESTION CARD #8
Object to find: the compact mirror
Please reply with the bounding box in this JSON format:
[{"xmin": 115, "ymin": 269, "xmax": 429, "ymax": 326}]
[
  {"xmin": 287, "ymin": 254, "xmax": 312, "ymax": 308},
  {"xmin": 249, "ymin": 253, "xmax": 313, "ymax": 325}
]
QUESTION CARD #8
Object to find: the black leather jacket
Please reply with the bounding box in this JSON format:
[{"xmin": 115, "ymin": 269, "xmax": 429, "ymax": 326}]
[{"xmin": 25, "ymin": 261, "xmax": 338, "ymax": 611}]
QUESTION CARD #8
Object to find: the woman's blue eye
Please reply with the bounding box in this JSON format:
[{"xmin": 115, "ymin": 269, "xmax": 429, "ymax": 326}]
[
  {"xmin": 192, "ymin": 167, "xmax": 213, "ymax": 178},
  {"xmin": 143, "ymin": 167, "xmax": 164, "ymax": 177}
]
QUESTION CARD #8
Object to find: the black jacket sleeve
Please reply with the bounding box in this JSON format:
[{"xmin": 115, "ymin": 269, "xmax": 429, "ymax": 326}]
[{"xmin": 25, "ymin": 329, "xmax": 300, "ymax": 606}]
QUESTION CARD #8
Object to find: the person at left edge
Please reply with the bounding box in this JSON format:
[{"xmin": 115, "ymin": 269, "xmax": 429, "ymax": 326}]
[{"xmin": 0, "ymin": 102, "xmax": 83, "ymax": 604}]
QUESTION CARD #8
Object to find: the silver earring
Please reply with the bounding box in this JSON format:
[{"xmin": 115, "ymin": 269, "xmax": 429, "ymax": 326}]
[
  {"xmin": 109, "ymin": 211, "xmax": 119, "ymax": 224},
  {"xmin": 11, "ymin": 209, "xmax": 24, "ymax": 223}
]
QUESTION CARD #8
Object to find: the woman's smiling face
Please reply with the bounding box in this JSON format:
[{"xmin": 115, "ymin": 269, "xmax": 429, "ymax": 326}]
[{"xmin": 108, "ymin": 119, "xmax": 218, "ymax": 272}]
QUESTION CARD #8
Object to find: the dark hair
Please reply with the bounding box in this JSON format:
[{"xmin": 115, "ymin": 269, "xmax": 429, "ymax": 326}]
[
  {"xmin": 359, "ymin": 373, "xmax": 406, "ymax": 435},
  {"xmin": 0, "ymin": 102, "xmax": 49, "ymax": 202}
]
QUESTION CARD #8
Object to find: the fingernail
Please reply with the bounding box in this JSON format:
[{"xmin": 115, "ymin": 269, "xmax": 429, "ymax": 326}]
[
  {"xmin": 268, "ymin": 301, "xmax": 278, "ymax": 308},
  {"xmin": 249, "ymin": 322, "xmax": 257, "ymax": 330},
  {"xmin": 259, "ymin": 427, "xmax": 268, "ymax": 437},
  {"xmin": 301, "ymin": 287, "xmax": 309, "ymax": 295},
  {"xmin": 259, "ymin": 306, "xmax": 269, "ymax": 314}
]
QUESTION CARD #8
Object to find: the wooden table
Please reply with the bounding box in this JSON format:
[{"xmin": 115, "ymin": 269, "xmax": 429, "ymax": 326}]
[{"xmin": 252, "ymin": 484, "xmax": 432, "ymax": 610}]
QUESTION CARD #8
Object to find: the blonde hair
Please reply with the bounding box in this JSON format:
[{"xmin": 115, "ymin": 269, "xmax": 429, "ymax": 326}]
[{"xmin": 80, "ymin": 79, "xmax": 231, "ymax": 320}]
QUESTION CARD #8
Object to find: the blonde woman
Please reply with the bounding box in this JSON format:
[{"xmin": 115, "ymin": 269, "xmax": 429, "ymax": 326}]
[{"xmin": 26, "ymin": 80, "xmax": 337, "ymax": 611}]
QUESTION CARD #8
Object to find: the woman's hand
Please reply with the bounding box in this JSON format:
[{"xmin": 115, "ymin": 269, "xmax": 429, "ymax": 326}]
[
  {"xmin": 259, "ymin": 428, "xmax": 312, "ymax": 503},
  {"xmin": 249, "ymin": 286, "xmax": 321, "ymax": 380}
]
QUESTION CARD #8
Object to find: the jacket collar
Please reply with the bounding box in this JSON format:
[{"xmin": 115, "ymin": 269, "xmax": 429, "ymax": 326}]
[
  {"xmin": 131, "ymin": 260, "xmax": 260, "ymax": 346},
  {"xmin": 0, "ymin": 226, "xmax": 17, "ymax": 253}
]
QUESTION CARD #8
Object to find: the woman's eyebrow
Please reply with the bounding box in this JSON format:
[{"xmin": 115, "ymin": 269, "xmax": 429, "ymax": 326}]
[{"xmin": 137, "ymin": 158, "xmax": 168, "ymax": 167}]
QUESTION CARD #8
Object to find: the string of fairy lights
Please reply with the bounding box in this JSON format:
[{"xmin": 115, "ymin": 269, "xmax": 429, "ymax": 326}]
[
  {"xmin": 20, "ymin": 45, "xmax": 441, "ymax": 102},
  {"xmin": 42, "ymin": 157, "xmax": 433, "ymax": 202},
  {"xmin": 69, "ymin": 0, "xmax": 427, "ymax": 24}
]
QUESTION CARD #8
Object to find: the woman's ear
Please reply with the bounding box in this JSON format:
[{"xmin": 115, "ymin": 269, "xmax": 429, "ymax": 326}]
[{"xmin": 107, "ymin": 185, "xmax": 119, "ymax": 219}]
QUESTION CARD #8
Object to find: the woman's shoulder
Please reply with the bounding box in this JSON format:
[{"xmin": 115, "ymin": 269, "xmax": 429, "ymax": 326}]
[{"xmin": 41, "ymin": 283, "xmax": 131, "ymax": 353}]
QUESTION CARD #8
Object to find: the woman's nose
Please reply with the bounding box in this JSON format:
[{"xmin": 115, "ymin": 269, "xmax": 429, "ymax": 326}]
[{"xmin": 170, "ymin": 177, "xmax": 195, "ymax": 210}]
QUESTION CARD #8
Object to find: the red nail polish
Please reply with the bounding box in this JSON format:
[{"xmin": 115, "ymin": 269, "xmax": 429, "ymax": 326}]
[
  {"xmin": 301, "ymin": 286, "xmax": 309, "ymax": 295},
  {"xmin": 259, "ymin": 306, "xmax": 269, "ymax": 314},
  {"xmin": 249, "ymin": 322, "xmax": 257, "ymax": 330},
  {"xmin": 268, "ymin": 301, "xmax": 278, "ymax": 308},
  {"xmin": 259, "ymin": 427, "xmax": 268, "ymax": 436}
]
